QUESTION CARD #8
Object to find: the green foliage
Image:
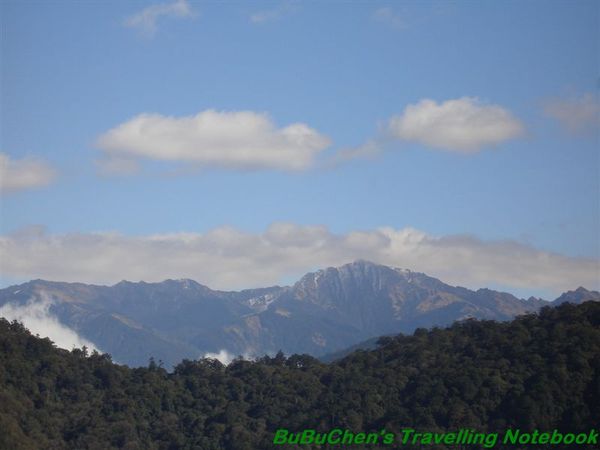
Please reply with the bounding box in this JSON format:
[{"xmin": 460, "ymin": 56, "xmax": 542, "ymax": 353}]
[{"xmin": 0, "ymin": 302, "xmax": 599, "ymax": 449}]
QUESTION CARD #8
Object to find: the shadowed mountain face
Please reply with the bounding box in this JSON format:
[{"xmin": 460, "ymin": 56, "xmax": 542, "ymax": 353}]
[{"xmin": 0, "ymin": 261, "xmax": 596, "ymax": 368}]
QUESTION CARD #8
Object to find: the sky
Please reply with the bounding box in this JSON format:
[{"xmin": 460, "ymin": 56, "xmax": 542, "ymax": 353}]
[{"xmin": 0, "ymin": 0, "xmax": 598, "ymax": 299}]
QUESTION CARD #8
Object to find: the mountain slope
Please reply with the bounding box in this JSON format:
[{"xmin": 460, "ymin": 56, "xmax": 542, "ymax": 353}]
[
  {"xmin": 1, "ymin": 261, "xmax": 597, "ymax": 367},
  {"xmin": 222, "ymin": 261, "xmax": 547, "ymax": 356},
  {"xmin": 553, "ymin": 286, "xmax": 600, "ymax": 305}
]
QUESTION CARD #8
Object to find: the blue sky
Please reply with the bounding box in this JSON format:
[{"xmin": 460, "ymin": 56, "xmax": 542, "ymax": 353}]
[{"xmin": 1, "ymin": 0, "xmax": 598, "ymax": 298}]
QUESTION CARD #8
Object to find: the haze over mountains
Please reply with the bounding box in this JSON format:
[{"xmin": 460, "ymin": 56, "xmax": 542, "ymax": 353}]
[{"xmin": 0, "ymin": 260, "xmax": 598, "ymax": 369}]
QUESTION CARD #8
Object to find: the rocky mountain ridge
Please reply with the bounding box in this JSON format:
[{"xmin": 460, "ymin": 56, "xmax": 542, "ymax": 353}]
[{"xmin": 0, "ymin": 260, "xmax": 597, "ymax": 368}]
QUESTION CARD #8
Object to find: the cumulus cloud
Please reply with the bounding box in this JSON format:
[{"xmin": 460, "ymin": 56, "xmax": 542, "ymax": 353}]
[
  {"xmin": 0, "ymin": 223, "xmax": 597, "ymax": 296},
  {"xmin": 0, "ymin": 295, "xmax": 100, "ymax": 351},
  {"xmin": 0, "ymin": 153, "xmax": 57, "ymax": 194},
  {"xmin": 124, "ymin": 0, "xmax": 194, "ymax": 36},
  {"xmin": 543, "ymin": 93, "xmax": 600, "ymax": 134},
  {"xmin": 372, "ymin": 7, "xmax": 405, "ymax": 29},
  {"xmin": 388, "ymin": 97, "xmax": 524, "ymax": 152},
  {"xmin": 96, "ymin": 110, "xmax": 331, "ymax": 172}
]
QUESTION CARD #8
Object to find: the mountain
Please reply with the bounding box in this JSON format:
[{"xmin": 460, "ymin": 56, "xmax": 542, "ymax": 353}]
[
  {"xmin": 223, "ymin": 261, "xmax": 547, "ymax": 357},
  {"xmin": 0, "ymin": 278, "xmax": 281, "ymax": 367},
  {"xmin": 552, "ymin": 286, "xmax": 600, "ymax": 305},
  {"xmin": 0, "ymin": 261, "xmax": 597, "ymax": 368}
]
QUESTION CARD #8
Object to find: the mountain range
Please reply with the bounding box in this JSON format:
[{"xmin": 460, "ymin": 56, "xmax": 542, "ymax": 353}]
[{"xmin": 0, "ymin": 260, "xmax": 598, "ymax": 368}]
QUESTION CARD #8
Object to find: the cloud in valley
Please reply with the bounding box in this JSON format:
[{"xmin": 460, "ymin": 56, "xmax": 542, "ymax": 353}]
[
  {"xmin": 96, "ymin": 110, "xmax": 331, "ymax": 172},
  {"xmin": 201, "ymin": 350, "xmax": 237, "ymax": 365},
  {"xmin": 0, "ymin": 224, "xmax": 597, "ymax": 296},
  {"xmin": 388, "ymin": 97, "xmax": 524, "ymax": 152},
  {"xmin": 543, "ymin": 92, "xmax": 600, "ymax": 134},
  {"xmin": 124, "ymin": 0, "xmax": 194, "ymax": 36},
  {"xmin": 200, "ymin": 349, "xmax": 256, "ymax": 365},
  {"xmin": 0, "ymin": 295, "xmax": 100, "ymax": 352},
  {"xmin": 0, "ymin": 153, "xmax": 57, "ymax": 194}
]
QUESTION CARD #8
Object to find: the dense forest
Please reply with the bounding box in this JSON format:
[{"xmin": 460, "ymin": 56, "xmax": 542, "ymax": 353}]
[{"xmin": 1, "ymin": 302, "xmax": 599, "ymax": 449}]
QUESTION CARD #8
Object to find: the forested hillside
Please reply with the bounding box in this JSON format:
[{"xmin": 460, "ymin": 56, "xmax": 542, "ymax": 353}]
[{"xmin": 1, "ymin": 302, "xmax": 599, "ymax": 449}]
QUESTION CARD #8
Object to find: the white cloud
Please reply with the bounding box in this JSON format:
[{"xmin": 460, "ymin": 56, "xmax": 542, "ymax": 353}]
[
  {"xmin": 372, "ymin": 7, "xmax": 405, "ymax": 29},
  {"xmin": 200, "ymin": 349, "xmax": 253, "ymax": 365},
  {"xmin": 96, "ymin": 110, "xmax": 331, "ymax": 171},
  {"xmin": 0, "ymin": 295, "xmax": 100, "ymax": 352},
  {"xmin": 388, "ymin": 97, "xmax": 524, "ymax": 152},
  {"xmin": 543, "ymin": 93, "xmax": 600, "ymax": 134},
  {"xmin": 1, "ymin": 223, "xmax": 597, "ymax": 296},
  {"xmin": 250, "ymin": 1, "xmax": 297, "ymax": 24},
  {"xmin": 124, "ymin": 0, "xmax": 194, "ymax": 36},
  {"xmin": 201, "ymin": 349, "xmax": 235, "ymax": 365},
  {"xmin": 0, "ymin": 153, "xmax": 57, "ymax": 194}
]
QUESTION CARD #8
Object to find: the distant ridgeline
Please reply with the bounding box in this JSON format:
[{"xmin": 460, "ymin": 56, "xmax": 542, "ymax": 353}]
[
  {"xmin": 1, "ymin": 301, "xmax": 599, "ymax": 449},
  {"xmin": 2, "ymin": 261, "xmax": 599, "ymax": 369}
]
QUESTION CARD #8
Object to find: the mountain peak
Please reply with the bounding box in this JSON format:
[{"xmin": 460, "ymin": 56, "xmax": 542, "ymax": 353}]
[
  {"xmin": 348, "ymin": 259, "xmax": 379, "ymax": 267},
  {"xmin": 342, "ymin": 260, "xmax": 417, "ymax": 278},
  {"xmin": 553, "ymin": 287, "xmax": 600, "ymax": 305},
  {"xmin": 164, "ymin": 278, "xmax": 201, "ymax": 289}
]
